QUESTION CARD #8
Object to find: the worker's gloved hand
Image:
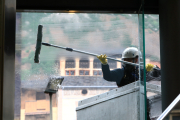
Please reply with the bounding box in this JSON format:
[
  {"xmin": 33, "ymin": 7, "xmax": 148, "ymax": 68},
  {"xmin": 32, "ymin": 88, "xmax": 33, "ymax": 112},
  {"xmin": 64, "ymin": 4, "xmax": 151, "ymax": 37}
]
[
  {"xmin": 97, "ymin": 54, "xmax": 108, "ymax": 64},
  {"xmin": 146, "ymin": 63, "xmax": 155, "ymax": 72}
]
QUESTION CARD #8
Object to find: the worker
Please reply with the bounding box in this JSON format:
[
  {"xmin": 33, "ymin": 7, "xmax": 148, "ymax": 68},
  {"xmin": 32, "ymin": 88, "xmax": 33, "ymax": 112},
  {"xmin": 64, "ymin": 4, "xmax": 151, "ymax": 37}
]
[
  {"xmin": 97, "ymin": 47, "xmax": 143, "ymax": 87},
  {"xmin": 97, "ymin": 47, "xmax": 153, "ymax": 120}
]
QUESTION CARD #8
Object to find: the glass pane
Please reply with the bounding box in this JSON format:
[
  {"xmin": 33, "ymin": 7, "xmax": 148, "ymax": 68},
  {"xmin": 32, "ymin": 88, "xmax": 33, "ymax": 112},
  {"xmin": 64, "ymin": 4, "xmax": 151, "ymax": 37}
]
[
  {"xmin": 145, "ymin": 14, "xmax": 161, "ymax": 120},
  {"xmin": 138, "ymin": 1, "xmax": 147, "ymax": 120},
  {"xmin": 15, "ymin": 12, "xmax": 162, "ymax": 120},
  {"xmin": 144, "ymin": 14, "xmax": 161, "ymax": 83}
]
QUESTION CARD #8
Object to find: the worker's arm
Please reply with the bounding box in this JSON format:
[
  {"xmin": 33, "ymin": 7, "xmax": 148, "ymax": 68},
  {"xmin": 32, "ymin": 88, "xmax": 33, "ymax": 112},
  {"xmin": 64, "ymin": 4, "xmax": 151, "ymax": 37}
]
[
  {"xmin": 101, "ymin": 64, "xmax": 124, "ymax": 85},
  {"xmin": 96, "ymin": 54, "xmax": 124, "ymax": 84}
]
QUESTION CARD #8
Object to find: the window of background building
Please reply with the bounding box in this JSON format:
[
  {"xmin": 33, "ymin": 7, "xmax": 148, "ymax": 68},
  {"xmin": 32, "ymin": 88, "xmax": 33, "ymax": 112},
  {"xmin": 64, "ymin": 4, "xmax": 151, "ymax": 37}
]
[
  {"xmin": 65, "ymin": 59, "xmax": 75, "ymax": 68},
  {"xmin": 93, "ymin": 70, "xmax": 102, "ymax": 76},
  {"xmin": 66, "ymin": 70, "xmax": 75, "ymax": 75},
  {"xmin": 79, "ymin": 70, "xmax": 90, "ymax": 75},
  {"xmin": 79, "ymin": 60, "xmax": 89, "ymax": 68},
  {"xmin": 93, "ymin": 59, "xmax": 101, "ymax": 68}
]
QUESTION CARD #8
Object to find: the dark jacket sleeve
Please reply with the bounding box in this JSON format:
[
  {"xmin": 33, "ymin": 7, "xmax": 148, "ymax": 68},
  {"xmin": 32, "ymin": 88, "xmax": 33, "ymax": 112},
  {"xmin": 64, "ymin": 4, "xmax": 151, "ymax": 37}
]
[{"xmin": 101, "ymin": 64, "xmax": 124, "ymax": 85}]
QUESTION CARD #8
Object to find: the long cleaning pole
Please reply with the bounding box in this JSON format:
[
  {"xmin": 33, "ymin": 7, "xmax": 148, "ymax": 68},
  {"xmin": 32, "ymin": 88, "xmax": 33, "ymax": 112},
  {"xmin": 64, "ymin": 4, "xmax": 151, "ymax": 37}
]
[{"xmin": 42, "ymin": 42, "xmax": 140, "ymax": 67}]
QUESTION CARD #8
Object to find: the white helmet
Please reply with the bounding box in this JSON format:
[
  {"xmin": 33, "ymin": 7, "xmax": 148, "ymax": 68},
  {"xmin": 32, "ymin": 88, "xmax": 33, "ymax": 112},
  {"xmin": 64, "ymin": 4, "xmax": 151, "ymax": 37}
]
[{"xmin": 122, "ymin": 47, "xmax": 140, "ymax": 59}]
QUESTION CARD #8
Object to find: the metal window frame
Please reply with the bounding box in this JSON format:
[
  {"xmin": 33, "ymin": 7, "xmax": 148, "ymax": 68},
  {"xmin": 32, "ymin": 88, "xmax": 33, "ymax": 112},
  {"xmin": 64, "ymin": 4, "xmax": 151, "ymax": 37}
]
[
  {"xmin": 1, "ymin": 0, "xmax": 16, "ymax": 119},
  {"xmin": 93, "ymin": 70, "xmax": 102, "ymax": 76},
  {"xmin": 65, "ymin": 70, "xmax": 75, "ymax": 76},
  {"xmin": 79, "ymin": 70, "xmax": 90, "ymax": 75}
]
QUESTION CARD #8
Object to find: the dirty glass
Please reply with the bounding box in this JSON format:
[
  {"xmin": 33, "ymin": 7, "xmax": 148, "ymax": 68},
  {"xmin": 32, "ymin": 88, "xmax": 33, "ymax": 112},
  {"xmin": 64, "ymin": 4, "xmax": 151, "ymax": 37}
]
[{"xmin": 15, "ymin": 11, "xmax": 160, "ymax": 120}]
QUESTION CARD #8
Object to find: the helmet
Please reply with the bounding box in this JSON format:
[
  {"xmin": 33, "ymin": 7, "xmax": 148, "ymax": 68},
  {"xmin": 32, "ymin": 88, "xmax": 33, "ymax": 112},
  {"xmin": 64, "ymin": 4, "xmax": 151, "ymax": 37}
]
[{"xmin": 122, "ymin": 47, "xmax": 140, "ymax": 59}]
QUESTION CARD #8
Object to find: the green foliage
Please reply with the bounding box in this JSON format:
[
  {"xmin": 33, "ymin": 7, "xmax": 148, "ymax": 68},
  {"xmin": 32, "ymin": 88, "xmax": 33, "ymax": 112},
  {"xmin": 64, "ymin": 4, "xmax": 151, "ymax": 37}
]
[
  {"xmin": 110, "ymin": 15, "xmax": 126, "ymax": 29},
  {"xmin": 41, "ymin": 13, "xmax": 103, "ymax": 41},
  {"xmin": 122, "ymin": 33, "xmax": 132, "ymax": 47},
  {"xmin": 21, "ymin": 13, "xmax": 49, "ymax": 48},
  {"xmin": 121, "ymin": 14, "xmax": 138, "ymax": 23},
  {"xmin": 145, "ymin": 15, "xmax": 159, "ymax": 32},
  {"xmin": 26, "ymin": 49, "xmax": 29, "ymax": 53},
  {"xmin": 129, "ymin": 45, "xmax": 138, "ymax": 48},
  {"xmin": 30, "ymin": 51, "xmax": 57, "ymax": 74},
  {"xmin": 21, "ymin": 70, "xmax": 31, "ymax": 80},
  {"xmin": 87, "ymin": 14, "xmax": 103, "ymax": 22},
  {"xmin": 122, "ymin": 14, "xmax": 159, "ymax": 32},
  {"xmin": 103, "ymin": 15, "xmax": 126, "ymax": 41},
  {"xmin": 20, "ymin": 13, "xmax": 59, "ymax": 80},
  {"xmin": 148, "ymin": 29, "xmax": 153, "ymax": 34},
  {"xmin": 22, "ymin": 57, "xmax": 28, "ymax": 65},
  {"xmin": 21, "ymin": 50, "xmax": 58, "ymax": 80}
]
